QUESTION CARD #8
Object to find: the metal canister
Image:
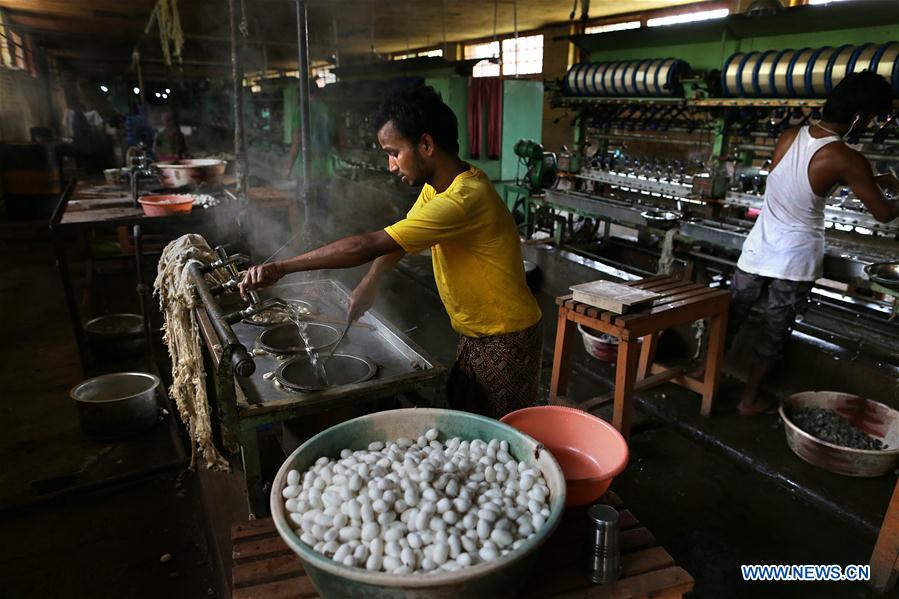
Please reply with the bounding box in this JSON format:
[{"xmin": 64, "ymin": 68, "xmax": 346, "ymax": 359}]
[{"xmin": 585, "ymin": 504, "xmax": 621, "ymax": 584}]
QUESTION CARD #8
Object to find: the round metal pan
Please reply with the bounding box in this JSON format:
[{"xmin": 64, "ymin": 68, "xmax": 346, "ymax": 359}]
[
  {"xmin": 274, "ymin": 353, "xmax": 377, "ymax": 392},
  {"xmin": 242, "ymin": 299, "xmax": 316, "ymax": 326},
  {"xmin": 864, "ymin": 261, "xmax": 899, "ymax": 290},
  {"xmin": 256, "ymin": 322, "xmax": 339, "ymax": 355}
]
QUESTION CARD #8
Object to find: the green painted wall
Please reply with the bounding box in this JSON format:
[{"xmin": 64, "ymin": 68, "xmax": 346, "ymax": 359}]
[
  {"xmin": 500, "ymin": 80, "xmax": 543, "ymax": 182},
  {"xmin": 588, "ymin": 24, "xmax": 899, "ymax": 72},
  {"xmin": 426, "ymin": 76, "xmax": 542, "ymax": 182}
]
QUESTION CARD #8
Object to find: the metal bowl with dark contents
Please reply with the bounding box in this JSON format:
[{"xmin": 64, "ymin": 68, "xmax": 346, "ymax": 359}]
[
  {"xmin": 864, "ymin": 261, "xmax": 899, "ymax": 290},
  {"xmin": 257, "ymin": 322, "xmax": 340, "ymax": 355},
  {"xmin": 640, "ymin": 209, "xmax": 683, "ymax": 230},
  {"xmin": 275, "ymin": 353, "xmax": 377, "ymax": 392},
  {"xmin": 780, "ymin": 391, "xmax": 899, "ymax": 477}
]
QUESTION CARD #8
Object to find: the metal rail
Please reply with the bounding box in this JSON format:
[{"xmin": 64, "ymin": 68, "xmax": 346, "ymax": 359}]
[{"xmin": 187, "ymin": 263, "xmax": 255, "ymax": 378}]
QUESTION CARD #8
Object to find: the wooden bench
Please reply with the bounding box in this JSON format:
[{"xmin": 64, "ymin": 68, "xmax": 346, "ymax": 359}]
[
  {"xmin": 550, "ymin": 275, "xmax": 731, "ymax": 439},
  {"xmin": 231, "ymin": 491, "xmax": 693, "ymax": 598}
]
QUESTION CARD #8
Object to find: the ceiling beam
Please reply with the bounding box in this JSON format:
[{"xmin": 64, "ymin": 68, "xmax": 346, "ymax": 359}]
[{"xmin": 0, "ymin": 0, "xmax": 153, "ymax": 19}]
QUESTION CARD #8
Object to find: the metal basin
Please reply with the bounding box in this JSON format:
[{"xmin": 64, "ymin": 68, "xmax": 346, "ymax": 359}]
[
  {"xmin": 780, "ymin": 391, "xmax": 899, "ymax": 477},
  {"xmin": 275, "ymin": 353, "xmax": 377, "ymax": 392},
  {"xmin": 640, "ymin": 209, "xmax": 683, "ymax": 230},
  {"xmin": 243, "ymin": 299, "xmax": 316, "ymax": 326},
  {"xmin": 865, "ymin": 261, "xmax": 899, "ymax": 290},
  {"xmin": 271, "ymin": 408, "xmax": 567, "ymax": 598},
  {"xmin": 84, "ymin": 313, "xmax": 145, "ymax": 358},
  {"xmin": 257, "ymin": 322, "xmax": 339, "ymax": 355},
  {"xmin": 70, "ymin": 372, "xmax": 160, "ymax": 440}
]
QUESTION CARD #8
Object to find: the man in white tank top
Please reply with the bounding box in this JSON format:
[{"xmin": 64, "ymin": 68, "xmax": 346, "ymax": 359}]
[{"xmin": 730, "ymin": 72, "xmax": 899, "ymax": 416}]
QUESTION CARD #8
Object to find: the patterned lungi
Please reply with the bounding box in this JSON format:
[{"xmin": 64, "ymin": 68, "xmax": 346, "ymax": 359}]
[{"xmin": 446, "ymin": 319, "xmax": 544, "ymax": 419}]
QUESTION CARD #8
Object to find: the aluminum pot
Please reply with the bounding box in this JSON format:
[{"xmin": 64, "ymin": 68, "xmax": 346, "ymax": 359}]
[{"xmin": 71, "ymin": 372, "xmax": 160, "ymax": 440}]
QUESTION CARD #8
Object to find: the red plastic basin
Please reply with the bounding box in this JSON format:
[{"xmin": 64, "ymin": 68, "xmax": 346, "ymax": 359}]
[{"xmin": 501, "ymin": 406, "xmax": 628, "ymax": 506}]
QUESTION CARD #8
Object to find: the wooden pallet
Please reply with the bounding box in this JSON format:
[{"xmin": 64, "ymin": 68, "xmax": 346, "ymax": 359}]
[{"xmin": 231, "ymin": 491, "xmax": 693, "ymax": 598}]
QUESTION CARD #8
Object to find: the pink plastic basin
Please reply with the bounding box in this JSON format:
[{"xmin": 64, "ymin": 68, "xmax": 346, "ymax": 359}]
[{"xmin": 501, "ymin": 405, "xmax": 628, "ymax": 506}]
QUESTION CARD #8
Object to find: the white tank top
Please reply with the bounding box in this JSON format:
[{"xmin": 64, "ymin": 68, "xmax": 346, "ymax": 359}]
[{"xmin": 737, "ymin": 126, "xmax": 840, "ymax": 282}]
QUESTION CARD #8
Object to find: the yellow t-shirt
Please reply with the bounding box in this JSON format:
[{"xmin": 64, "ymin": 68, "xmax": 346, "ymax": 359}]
[{"xmin": 384, "ymin": 166, "xmax": 541, "ymax": 338}]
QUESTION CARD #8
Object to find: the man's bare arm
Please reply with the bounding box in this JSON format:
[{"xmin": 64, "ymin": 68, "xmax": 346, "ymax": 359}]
[
  {"xmin": 839, "ymin": 151, "xmax": 899, "ymax": 223},
  {"xmin": 239, "ymin": 230, "xmax": 402, "ymax": 297}
]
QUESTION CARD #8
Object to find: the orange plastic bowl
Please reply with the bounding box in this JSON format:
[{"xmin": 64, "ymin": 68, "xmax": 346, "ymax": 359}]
[
  {"xmin": 137, "ymin": 195, "xmax": 193, "ymax": 216},
  {"xmin": 501, "ymin": 406, "xmax": 628, "ymax": 506}
]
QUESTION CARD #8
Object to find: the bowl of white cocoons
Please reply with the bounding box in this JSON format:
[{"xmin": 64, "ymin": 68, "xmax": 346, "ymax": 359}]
[{"xmin": 271, "ymin": 407, "xmax": 567, "ymax": 599}]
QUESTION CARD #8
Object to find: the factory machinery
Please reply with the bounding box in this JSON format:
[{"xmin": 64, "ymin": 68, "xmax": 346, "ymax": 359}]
[{"xmin": 532, "ymin": 40, "xmax": 899, "ymax": 364}]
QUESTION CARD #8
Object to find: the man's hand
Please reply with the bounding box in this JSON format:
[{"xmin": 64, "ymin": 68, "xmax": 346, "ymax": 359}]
[
  {"xmin": 347, "ymin": 278, "xmax": 378, "ymax": 323},
  {"xmin": 239, "ymin": 262, "xmax": 285, "ymax": 300}
]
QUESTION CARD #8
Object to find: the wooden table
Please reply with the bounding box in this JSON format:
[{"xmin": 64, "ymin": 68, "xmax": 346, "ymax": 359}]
[
  {"xmin": 550, "ymin": 275, "xmax": 731, "ymax": 439},
  {"xmin": 230, "ymin": 491, "xmax": 693, "ymax": 598}
]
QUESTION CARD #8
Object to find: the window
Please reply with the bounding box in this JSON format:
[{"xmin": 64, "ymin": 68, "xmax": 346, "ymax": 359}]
[
  {"xmin": 311, "ymin": 65, "xmax": 336, "ymax": 88},
  {"xmin": 807, "ymin": 0, "xmax": 848, "ymax": 4},
  {"xmin": 646, "ymin": 8, "xmax": 729, "ymax": 27},
  {"xmin": 11, "ymin": 29, "xmax": 23, "ymax": 69},
  {"xmin": 585, "ymin": 21, "xmax": 641, "ymax": 34},
  {"xmin": 0, "ymin": 10, "xmax": 10, "ymax": 67},
  {"xmin": 393, "ymin": 48, "xmax": 444, "ymax": 60},
  {"xmin": 501, "ymin": 34, "xmax": 543, "ymax": 76},
  {"xmin": 465, "ymin": 40, "xmax": 500, "ymax": 78}
]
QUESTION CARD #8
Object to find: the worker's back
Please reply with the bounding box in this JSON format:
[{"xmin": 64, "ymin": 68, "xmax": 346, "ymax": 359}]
[{"xmin": 737, "ymin": 126, "xmax": 841, "ymax": 282}]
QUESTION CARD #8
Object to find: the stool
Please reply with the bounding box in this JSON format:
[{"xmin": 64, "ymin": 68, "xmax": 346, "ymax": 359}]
[{"xmin": 550, "ymin": 275, "xmax": 731, "ymax": 439}]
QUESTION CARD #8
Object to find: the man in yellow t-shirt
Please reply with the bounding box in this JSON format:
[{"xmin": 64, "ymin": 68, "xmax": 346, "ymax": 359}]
[{"xmin": 241, "ymin": 86, "xmax": 542, "ymax": 418}]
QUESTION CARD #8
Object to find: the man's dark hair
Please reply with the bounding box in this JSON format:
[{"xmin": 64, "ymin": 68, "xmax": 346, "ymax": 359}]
[
  {"xmin": 823, "ymin": 71, "xmax": 893, "ymax": 123},
  {"xmin": 373, "ymin": 86, "xmax": 459, "ymax": 155}
]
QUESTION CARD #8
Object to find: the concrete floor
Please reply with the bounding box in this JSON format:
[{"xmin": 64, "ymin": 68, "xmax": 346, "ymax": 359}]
[{"xmin": 1, "ymin": 178, "xmax": 897, "ymax": 598}]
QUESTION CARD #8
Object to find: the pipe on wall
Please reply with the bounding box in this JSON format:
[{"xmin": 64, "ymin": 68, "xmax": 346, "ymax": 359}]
[{"xmin": 296, "ymin": 0, "xmax": 313, "ymax": 246}]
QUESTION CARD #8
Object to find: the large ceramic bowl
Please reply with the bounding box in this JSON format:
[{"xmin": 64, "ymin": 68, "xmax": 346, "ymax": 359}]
[
  {"xmin": 501, "ymin": 406, "xmax": 628, "ymax": 506},
  {"xmin": 780, "ymin": 391, "xmax": 899, "ymax": 477},
  {"xmin": 271, "ymin": 408, "xmax": 567, "ymax": 599}
]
